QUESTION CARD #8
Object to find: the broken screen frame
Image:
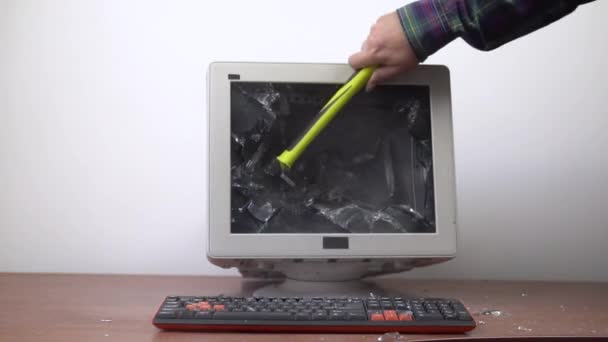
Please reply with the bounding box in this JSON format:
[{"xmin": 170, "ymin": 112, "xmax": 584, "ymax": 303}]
[{"xmin": 208, "ymin": 62, "xmax": 457, "ymax": 258}]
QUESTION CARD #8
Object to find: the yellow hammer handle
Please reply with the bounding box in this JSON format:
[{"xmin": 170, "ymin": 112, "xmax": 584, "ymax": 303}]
[{"xmin": 276, "ymin": 66, "xmax": 377, "ymax": 169}]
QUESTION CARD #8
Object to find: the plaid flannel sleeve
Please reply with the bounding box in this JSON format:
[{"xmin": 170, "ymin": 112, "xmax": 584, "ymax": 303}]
[{"xmin": 397, "ymin": 0, "xmax": 595, "ymax": 62}]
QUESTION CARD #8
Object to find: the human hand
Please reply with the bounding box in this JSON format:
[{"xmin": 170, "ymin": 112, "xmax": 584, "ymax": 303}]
[{"xmin": 349, "ymin": 12, "xmax": 420, "ymax": 91}]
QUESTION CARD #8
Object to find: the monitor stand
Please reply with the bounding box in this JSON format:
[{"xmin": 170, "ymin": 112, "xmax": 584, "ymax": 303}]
[
  {"xmin": 252, "ymin": 278, "xmax": 388, "ymax": 298},
  {"xmin": 247, "ymin": 262, "xmax": 413, "ymax": 298}
]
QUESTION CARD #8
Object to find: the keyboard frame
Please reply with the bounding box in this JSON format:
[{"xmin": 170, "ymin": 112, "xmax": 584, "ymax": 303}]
[
  {"xmin": 152, "ymin": 297, "xmax": 477, "ymax": 334},
  {"xmin": 153, "ymin": 319, "xmax": 476, "ymax": 334}
]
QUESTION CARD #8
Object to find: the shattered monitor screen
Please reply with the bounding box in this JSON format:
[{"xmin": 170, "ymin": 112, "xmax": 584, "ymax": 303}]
[{"xmin": 230, "ymin": 81, "xmax": 435, "ymax": 234}]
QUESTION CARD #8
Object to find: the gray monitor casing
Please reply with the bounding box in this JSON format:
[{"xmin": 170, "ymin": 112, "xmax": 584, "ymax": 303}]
[{"xmin": 206, "ymin": 62, "xmax": 457, "ymax": 280}]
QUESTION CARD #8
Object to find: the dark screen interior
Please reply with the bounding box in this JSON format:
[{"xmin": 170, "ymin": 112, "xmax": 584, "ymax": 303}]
[{"xmin": 230, "ymin": 81, "xmax": 435, "ymax": 234}]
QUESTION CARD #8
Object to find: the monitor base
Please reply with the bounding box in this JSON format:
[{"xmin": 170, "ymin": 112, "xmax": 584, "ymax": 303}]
[{"xmin": 252, "ymin": 278, "xmax": 404, "ymax": 298}]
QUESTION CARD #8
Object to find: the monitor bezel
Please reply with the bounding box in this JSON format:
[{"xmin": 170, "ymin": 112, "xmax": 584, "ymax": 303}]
[{"xmin": 207, "ymin": 62, "xmax": 457, "ymax": 258}]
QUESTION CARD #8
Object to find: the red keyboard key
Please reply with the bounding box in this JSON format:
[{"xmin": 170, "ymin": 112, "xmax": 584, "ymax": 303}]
[
  {"xmin": 398, "ymin": 312, "xmax": 413, "ymax": 321},
  {"xmin": 370, "ymin": 313, "xmax": 385, "ymax": 321},
  {"xmin": 383, "ymin": 310, "xmax": 398, "ymax": 321}
]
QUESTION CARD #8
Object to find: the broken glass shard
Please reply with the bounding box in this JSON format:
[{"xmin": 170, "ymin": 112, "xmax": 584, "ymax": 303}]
[{"xmin": 246, "ymin": 199, "xmax": 278, "ymax": 223}]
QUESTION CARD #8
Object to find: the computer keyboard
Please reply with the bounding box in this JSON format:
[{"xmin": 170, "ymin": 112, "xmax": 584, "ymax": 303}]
[{"xmin": 153, "ymin": 295, "xmax": 476, "ymax": 333}]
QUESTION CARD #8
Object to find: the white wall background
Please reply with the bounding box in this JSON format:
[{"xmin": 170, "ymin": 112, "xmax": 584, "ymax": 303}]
[{"xmin": 1, "ymin": 0, "xmax": 607, "ymax": 281}]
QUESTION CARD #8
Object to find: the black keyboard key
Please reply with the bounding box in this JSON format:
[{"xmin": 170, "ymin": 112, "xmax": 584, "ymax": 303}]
[
  {"xmin": 176, "ymin": 310, "xmax": 194, "ymax": 319},
  {"xmin": 457, "ymin": 311, "xmax": 473, "ymax": 321},
  {"xmin": 312, "ymin": 312, "xmax": 328, "ymax": 320},
  {"xmin": 452, "ymin": 303, "xmax": 466, "ymax": 310},
  {"xmin": 194, "ymin": 311, "xmax": 213, "ymax": 319},
  {"xmin": 341, "ymin": 302, "xmax": 365, "ymax": 310},
  {"xmin": 157, "ymin": 311, "xmax": 176, "ymax": 319},
  {"xmin": 443, "ymin": 313, "xmax": 459, "ymax": 320},
  {"xmin": 329, "ymin": 311, "xmax": 346, "ymax": 320},
  {"xmin": 347, "ymin": 312, "xmax": 367, "ymax": 321},
  {"xmin": 424, "ymin": 303, "xmax": 438, "ymax": 310},
  {"xmin": 414, "ymin": 312, "xmax": 444, "ymax": 321},
  {"xmin": 213, "ymin": 311, "xmax": 292, "ymax": 321},
  {"xmin": 395, "ymin": 303, "xmax": 408, "ymax": 310},
  {"xmin": 367, "ymin": 303, "xmax": 380, "ymax": 310}
]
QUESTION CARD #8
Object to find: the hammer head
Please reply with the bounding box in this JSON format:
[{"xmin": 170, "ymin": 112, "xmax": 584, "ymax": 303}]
[{"xmin": 264, "ymin": 158, "xmax": 296, "ymax": 188}]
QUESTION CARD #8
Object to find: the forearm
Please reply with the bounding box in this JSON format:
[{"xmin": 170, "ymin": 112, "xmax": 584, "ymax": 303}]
[{"xmin": 397, "ymin": 0, "xmax": 595, "ymax": 61}]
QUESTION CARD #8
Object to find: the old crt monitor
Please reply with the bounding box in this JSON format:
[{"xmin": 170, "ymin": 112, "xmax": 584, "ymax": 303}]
[{"xmin": 206, "ymin": 62, "xmax": 457, "ymax": 293}]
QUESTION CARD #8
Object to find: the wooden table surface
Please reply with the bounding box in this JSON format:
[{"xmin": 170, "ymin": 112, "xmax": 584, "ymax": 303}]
[{"xmin": 0, "ymin": 273, "xmax": 607, "ymax": 342}]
